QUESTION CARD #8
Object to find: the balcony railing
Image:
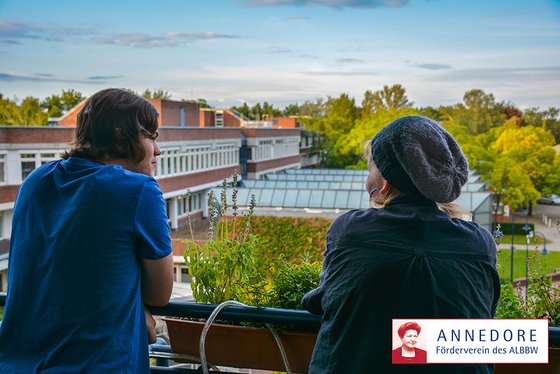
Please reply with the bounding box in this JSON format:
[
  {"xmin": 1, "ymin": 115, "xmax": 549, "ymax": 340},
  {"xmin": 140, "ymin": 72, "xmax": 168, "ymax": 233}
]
[{"xmin": 1, "ymin": 293, "xmax": 559, "ymax": 373}]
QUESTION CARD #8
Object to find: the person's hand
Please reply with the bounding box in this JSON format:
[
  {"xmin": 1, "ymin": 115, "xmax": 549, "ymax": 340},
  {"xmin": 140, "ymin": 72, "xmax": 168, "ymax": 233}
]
[{"xmin": 144, "ymin": 305, "xmax": 157, "ymax": 344}]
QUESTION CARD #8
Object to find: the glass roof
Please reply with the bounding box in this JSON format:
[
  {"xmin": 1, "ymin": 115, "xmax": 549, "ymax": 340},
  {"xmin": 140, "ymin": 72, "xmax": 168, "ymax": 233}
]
[{"xmin": 213, "ymin": 169, "xmax": 490, "ymax": 213}]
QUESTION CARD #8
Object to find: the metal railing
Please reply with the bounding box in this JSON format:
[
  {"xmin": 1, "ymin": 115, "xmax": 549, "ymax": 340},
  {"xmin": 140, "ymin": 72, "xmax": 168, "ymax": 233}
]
[{"xmin": 2, "ymin": 294, "xmax": 560, "ymax": 373}]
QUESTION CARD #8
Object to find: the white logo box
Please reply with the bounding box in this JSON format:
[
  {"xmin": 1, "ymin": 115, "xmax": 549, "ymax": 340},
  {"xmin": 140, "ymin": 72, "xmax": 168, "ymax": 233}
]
[{"xmin": 392, "ymin": 319, "xmax": 549, "ymax": 364}]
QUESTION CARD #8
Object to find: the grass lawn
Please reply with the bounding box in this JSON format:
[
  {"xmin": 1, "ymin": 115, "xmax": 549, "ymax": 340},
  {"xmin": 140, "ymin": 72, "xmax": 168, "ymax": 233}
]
[
  {"xmin": 497, "ymin": 234, "xmax": 550, "ymax": 245},
  {"xmin": 497, "ymin": 249, "xmax": 560, "ymax": 281}
]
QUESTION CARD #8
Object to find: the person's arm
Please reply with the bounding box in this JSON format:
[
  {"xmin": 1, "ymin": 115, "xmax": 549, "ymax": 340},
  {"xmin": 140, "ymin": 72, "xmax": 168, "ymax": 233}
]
[
  {"xmin": 145, "ymin": 305, "xmax": 157, "ymax": 344},
  {"xmin": 141, "ymin": 254, "xmax": 173, "ymax": 306},
  {"xmin": 136, "ymin": 179, "xmax": 174, "ymax": 306}
]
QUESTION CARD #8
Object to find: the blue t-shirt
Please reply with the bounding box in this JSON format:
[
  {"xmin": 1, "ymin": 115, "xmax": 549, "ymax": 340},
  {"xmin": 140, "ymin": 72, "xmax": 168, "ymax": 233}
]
[{"xmin": 0, "ymin": 157, "xmax": 172, "ymax": 373}]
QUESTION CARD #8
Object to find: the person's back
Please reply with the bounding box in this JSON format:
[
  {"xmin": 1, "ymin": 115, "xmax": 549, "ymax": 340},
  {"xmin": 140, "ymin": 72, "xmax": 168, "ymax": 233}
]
[
  {"xmin": 302, "ymin": 116, "xmax": 500, "ymax": 374},
  {"xmin": 304, "ymin": 195, "xmax": 499, "ymax": 373},
  {"xmin": 0, "ymin": 88, "xmax": 173, "ymax": 373}
]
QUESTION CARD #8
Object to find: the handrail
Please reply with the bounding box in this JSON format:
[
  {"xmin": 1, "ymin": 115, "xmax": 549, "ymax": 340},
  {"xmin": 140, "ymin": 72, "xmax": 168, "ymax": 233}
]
[
  {"xmin": 148, "ymin": 300, "xmax": 321, "ymax": 332},
  {"xmin": 1, "ymin": 293, "xmax": 559, "ymax": 346}
]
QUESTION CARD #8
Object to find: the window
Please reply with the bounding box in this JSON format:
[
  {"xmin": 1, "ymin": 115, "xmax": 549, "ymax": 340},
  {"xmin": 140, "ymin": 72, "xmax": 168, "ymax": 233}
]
[
  {"xmin": 19, "ymin": 152, "xmax": 61, "ymax": 181},
  {"xmin": 215, "ymin": 111, "xmax": 224, "ymax": 127},
  {"xmin": 0, "ymin": 154, "xmax": 6, "ymax": 183},
  {"xmin": 20, "ymin": 153, "xmax": 36, "ymax": 180}
]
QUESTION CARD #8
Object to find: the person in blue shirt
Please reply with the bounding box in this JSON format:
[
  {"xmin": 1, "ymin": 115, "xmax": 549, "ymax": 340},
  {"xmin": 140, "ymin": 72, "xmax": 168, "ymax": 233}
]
[
  {"xmin": 0, "ymin": 88, "xmax": 174, "ymax": 373},
  {"xmin": 302, "ymin": 116, "xmax": 500, "ymax": 373}
]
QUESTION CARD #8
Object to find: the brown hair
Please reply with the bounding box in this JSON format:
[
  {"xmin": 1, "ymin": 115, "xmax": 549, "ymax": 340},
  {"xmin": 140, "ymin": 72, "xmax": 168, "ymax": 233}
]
[
  {"xmin": 398, "ymin": 321, "xmax": 421, "ymax": 338},
  {"xmin": 63, "ymin": 88, "xmax": 159, "ymax": 163}
]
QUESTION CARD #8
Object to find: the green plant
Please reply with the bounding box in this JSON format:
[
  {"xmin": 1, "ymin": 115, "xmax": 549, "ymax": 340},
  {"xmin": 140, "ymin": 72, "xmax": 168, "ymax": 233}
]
[
  {"xmin": 267, "ymin": 257, "xmax": 321, "ymax": 310},
  {"xmin": 226, "ymin": 215, "xmax": 331, "ymax": 275},
  {"xmin": 183, "ymin": 174, "xmax": 322, "ymax": 310},
  {"xmin": 184, "ymin": 173, "xmax": 260, "ymax": 304},
  {"xmin": 495, "ymin": 253, "xmax": 560, "ymax": 326}
]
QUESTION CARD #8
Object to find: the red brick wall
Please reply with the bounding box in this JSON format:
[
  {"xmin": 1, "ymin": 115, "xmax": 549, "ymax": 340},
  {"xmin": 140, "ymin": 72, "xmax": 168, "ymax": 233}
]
[
  {"xmin": 271, "ymin": 117, "xmax": 300, "ymax": 129},
  {"xmin": 199, "ymin": 110, "xmax": 241, "ymax": 128},
  {"xmin": 0, "ymin": 185, "xmax": 19, "ymax": 203},
  {"xmin": 150, "ymin": 99, "xmax": 199, "ymax": 127},
  {"xmin": 0, "ymin": 127, "xmax": 75, "ymax": 143},
  {"xmin": 224, "ymin": 111, "xmax": 241, "ymax": 127},
  {"xmin": 199, "ymin": 110, "xmax": 215, "ymax": 127},
  {"xmin": 157, "ymin": 127, "xmax": 242, "ymax": 142},
  {"xmin": 246, "ymin": 155, "xmax": 300, "ymax": 173},
  {"xmin": 157, "ymin": 166, "xmax": 241, "ymax": 193},
  {"xmin": 58, "ymin": 101, "xmax": 86, "ymax": 127},
  {"xmin": 241, "ymin": 128, "xmax": 301, "ymax": 138}
]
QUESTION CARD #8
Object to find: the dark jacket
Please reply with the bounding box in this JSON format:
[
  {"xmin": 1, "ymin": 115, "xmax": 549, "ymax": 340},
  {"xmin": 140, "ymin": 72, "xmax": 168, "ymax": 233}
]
[{"xmin": 302, "ymin": 194, "xmax": 500, "ymax": 374}]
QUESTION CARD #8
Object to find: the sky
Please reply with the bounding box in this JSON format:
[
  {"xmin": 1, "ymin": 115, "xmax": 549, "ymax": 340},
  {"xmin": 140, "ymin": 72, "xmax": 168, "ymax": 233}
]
[{"xmin": 1, "ymin": 0, "xmax": 559, "ymax": 110}]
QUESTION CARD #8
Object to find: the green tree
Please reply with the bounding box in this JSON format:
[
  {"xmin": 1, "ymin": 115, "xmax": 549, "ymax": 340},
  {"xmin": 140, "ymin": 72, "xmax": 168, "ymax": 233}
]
[
  {"xmin": 283, "ymin": 103, "xmax": 300, "ymax": 116},
  {"xmin": 19, "ymin": 97, "xmax": 48, "ymax": 126},
  {"xmin": 231, "ymin": 102, "xmax": 251, "ymax": 119},
  {"xmin": 441, "ymin": 89, "xmax": 505, "ymax": 134},
  {"xmin": 142, "ymin": 89, "xmax": 172, "ymax": 100},
  {"xmin": 490, "ymin": 124, "xmax": 556, "ymax": 213},
  {"xmin": 337, "ymin": 106, "xmax": 419, "ymax": 168},
  {"xmin": 60, "ymin": 89, "xmax": 85, "ymax": 110},
  {"xmin": 41, "ymin": 89, "xmax": 85, "ymax": 118},
  {"xmin": 523, "ymin": 107, "xmax": 560, "ymax": 144},
  {"xmin": 183, "ymin": 98, "xmax": 213, "ymax": 109},
  {"xmin": 41, "ymin": 94, "xmax": 64, "ymax": 117},
  {"xmin": 0, "ymin": 95, "xmax": 21, "ymax": 126},
  {"xmin": 361, "ymin": 84, "xmax": 412, "ymax": 116},
  {"xmin": 297, "ymin": 98, "xmax": 326, "ymax": 117}
]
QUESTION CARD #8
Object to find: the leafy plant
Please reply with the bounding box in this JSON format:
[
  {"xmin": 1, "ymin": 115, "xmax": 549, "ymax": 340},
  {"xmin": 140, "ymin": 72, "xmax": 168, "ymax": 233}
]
[
  {"xmin": 184, "ymin": 173, "xmax": 259, "ymax": 304},
  {"xmin": 495, "ymin": 253, "xmax": 560, "ymax": 326},
  {"xmin": 183, "ymin": 174, "xmax": 322, "ymax": 310},
  {"xmin": 266, "ymin": 256, "xmax": 321, "ymax": 310}
]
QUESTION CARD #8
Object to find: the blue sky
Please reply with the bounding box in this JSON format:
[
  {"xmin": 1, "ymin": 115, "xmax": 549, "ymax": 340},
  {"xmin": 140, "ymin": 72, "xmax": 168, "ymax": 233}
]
[{"xmin": 1, "ymin": 0, "xmax": 559, "ymax": 109}]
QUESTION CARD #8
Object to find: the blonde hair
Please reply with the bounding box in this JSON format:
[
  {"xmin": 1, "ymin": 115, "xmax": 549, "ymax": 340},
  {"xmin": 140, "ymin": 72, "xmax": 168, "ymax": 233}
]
[{"xmin": 364, "ymin": 140, "xmax": 471, "ymax": 220}]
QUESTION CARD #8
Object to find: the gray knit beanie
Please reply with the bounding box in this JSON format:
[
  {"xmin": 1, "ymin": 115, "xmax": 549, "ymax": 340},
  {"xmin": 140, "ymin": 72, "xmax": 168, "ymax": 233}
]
[{"xmin": 370, "ymin": 115, "xmax": 468, "ymax": 203}]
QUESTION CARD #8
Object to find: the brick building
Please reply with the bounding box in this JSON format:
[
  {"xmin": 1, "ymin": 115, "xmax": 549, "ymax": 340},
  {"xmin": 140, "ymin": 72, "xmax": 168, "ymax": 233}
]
[{"xmin": 0, "ymin": 98, "xmax": 319, "ymax": 289}]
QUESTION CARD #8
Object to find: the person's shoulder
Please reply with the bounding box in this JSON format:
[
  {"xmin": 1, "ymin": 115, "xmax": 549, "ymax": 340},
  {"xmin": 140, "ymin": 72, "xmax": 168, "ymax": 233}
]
[
  {"xmin": 332, "ymin": 208, "xmax": 378, "ymax": 227},
  {"xmin": 454, "ymin": 218, "xmax": 496, "ymax": 249}
]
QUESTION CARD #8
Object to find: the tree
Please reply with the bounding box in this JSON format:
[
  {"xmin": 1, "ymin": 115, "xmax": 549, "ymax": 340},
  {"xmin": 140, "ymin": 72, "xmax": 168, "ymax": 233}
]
[
  {"xmin": 41, "ymin": 94, "xmax": 64, "ymax": 118},
  {"xmin": 523, "ymin": 107, "xmax": 560, "ymax": 144},
  {"xmin": 183, "ymin": 98, "xmax": 213, "ymax": 109},
  {"xmin": 142, "ymin": 89, "xmax": 172, "ymax": 100},
  {"xmin": 283, "ymin": 103, "xmax": 300, "ymax": 116},
  {"xmin": 41, "ymin": 89, "xmax": 85, "ymax": 118},
  {"xmin": 497, "ymin": 100, "xmax": 522, "ymax": 123},
  {"xmin": 0, "ymin": 95, "xmax": 21, "ymax": 126},
  {"xmin": 60, "ymin": 89, "xmax": 85, "ymax": 110},
  {"xmin": 297, "ymin": 98, "xmax": 326, "ymax": 117},
  {"xmin": 250, "ymin": 103, "xmax": 263, "ymax": 120},
  {"xmin": 19, "ymin": 97, "xmax": 48, "ymax": 126},
  {"xmin": 361, "ymin": 84, "xmax": 412, "ymax": 115},
  {"xmin": 491, "ymin": 124, "xmax": 556, "ymax": 214},
  {"xmin": 231, "ymin": 102, "xmax": 250, "ymax": 119},
  {"xmin": 457, "ymin": 89, "xmax": 505, "ymax": 134},
  {"xmin": 336, "ymin": 106, "xmax": 420, "ymax": 168}
]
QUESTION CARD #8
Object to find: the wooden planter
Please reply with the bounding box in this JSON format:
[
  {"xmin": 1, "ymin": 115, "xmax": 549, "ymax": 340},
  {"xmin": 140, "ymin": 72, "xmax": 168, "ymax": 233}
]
[{"xmin": 163, "ymin": 317, "xmax": 317, "ymax": 373}]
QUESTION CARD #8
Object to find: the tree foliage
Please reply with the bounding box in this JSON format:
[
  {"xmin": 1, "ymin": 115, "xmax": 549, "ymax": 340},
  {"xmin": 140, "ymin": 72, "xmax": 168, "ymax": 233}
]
[
  {"xmin": 362, "ymin": 84, "xmax": 412, "ymax": 116},
  {"xmin": 142, "ymin": 89, "xmax": 172, "ymax": 100}
]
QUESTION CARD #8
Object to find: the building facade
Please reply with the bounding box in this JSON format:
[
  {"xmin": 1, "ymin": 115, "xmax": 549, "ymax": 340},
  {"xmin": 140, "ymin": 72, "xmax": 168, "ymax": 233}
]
[{"xmin": 0, "ymin": 98, "xmax": 318, "ymax": 288}]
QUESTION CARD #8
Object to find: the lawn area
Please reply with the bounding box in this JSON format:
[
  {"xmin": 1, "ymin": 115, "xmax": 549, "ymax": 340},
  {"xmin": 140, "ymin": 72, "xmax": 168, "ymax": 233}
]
[
  {"xmin": 497, "ymin": 234, "xmax": 550, "ymax": 245},
  {"xmin": 497, "ymin": 249, "xmax": 560, "ymax": 281}
]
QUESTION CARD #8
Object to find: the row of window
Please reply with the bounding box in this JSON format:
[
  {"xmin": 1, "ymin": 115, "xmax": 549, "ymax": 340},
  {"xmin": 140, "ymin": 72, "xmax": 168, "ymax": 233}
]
[
  {"xmin": 154, "ymin": 145, "xmax": 239, "ymax": 178},
  {"xmin": 251, "ymin": 138, "xmax": 300, "ymax": 162},
  {"xmin": 177, "ymin": 191, "xmax": 204, "ymax": 217}
]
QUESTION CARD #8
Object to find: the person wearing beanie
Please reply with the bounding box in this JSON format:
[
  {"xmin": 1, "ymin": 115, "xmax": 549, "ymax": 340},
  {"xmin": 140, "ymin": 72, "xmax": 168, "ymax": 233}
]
[{"xmin": 302, "ymin": 116, "xmax": 500, "ymax": 374}]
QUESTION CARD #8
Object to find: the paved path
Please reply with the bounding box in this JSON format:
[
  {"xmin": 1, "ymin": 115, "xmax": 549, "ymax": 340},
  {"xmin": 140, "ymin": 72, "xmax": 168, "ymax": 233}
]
[{"xmin": 497, "ymin": 204, "xmax": 560, "ymax": 252}]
